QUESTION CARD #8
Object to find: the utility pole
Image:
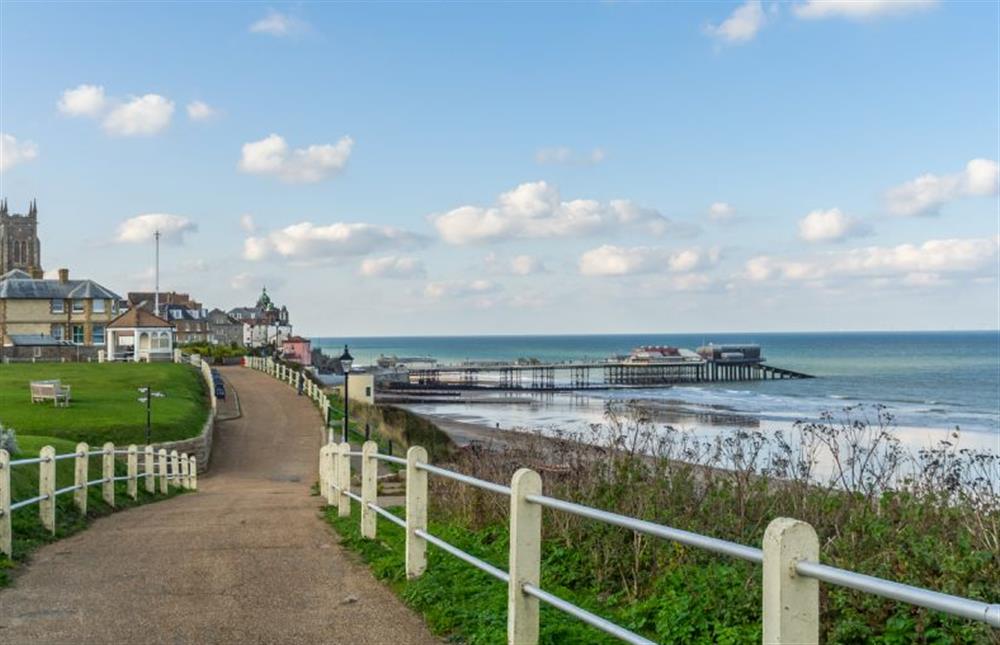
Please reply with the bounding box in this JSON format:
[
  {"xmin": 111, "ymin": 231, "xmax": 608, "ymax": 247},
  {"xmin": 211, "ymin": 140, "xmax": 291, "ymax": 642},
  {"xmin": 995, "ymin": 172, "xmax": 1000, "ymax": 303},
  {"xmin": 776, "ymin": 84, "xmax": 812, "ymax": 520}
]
[{"xmin": 154, "ymin": 230, "xmax": 161, "ymax": 316}]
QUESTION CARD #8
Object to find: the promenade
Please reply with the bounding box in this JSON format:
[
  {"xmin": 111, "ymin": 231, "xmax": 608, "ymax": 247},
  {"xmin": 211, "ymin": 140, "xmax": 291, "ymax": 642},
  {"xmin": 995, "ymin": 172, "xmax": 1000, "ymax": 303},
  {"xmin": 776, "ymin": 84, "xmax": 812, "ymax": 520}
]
[{"xmin": 0, "ymin": 367, "xmax": 437, "ymax": 644}]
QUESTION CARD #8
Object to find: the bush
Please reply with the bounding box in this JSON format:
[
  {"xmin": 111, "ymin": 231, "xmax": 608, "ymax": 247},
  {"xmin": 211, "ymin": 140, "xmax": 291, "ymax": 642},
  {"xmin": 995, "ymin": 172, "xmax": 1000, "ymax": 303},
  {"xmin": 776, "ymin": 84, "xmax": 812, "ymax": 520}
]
[{"xmin": 0, "ymin": 423, "xmax": 19, "ymax": 455}]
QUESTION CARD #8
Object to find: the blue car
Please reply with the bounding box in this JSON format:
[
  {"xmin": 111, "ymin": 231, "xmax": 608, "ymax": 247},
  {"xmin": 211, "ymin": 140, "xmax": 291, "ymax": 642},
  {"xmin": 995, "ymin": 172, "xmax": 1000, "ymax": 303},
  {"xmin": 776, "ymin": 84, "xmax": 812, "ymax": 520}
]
[{"xmin": 214, "ymin": 383, "xmax": 226, "ymax": 400}]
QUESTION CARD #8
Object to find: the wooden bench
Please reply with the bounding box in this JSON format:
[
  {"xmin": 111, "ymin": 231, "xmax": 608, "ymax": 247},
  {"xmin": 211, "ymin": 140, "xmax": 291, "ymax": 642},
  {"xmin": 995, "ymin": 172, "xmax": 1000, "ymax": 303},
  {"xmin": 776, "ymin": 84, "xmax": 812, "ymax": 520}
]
[{"xmin": 30, "ymin": 381, "xmax": 72, "ymax": 407}]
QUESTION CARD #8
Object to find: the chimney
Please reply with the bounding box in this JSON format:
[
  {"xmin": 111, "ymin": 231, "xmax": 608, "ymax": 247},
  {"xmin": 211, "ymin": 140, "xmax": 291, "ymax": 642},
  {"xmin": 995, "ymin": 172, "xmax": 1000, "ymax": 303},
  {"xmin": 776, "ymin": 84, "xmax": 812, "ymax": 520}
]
[
  {"xmin": 58, "ymin": 268, "xmax": 69, "ymax": 284},
  {"xmin": 30, "ymin": 266, "xmax": 43, "ymax": 279}
]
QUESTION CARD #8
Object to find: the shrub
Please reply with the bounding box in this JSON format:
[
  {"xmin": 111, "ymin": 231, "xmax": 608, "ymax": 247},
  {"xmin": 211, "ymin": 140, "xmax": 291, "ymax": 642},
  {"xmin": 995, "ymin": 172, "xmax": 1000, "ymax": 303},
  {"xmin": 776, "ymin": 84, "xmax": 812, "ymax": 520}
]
[{"xmin": 0, "ymin": 423, "xmax": 19, "ymax": 455}]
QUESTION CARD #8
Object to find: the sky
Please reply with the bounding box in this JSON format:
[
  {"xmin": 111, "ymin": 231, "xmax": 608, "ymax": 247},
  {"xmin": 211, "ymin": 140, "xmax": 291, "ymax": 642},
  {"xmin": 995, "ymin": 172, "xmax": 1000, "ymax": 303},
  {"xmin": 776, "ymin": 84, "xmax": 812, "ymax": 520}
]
[{"xmin": 0, "ymin": 1, "xmax": 998, "ymax": 336}]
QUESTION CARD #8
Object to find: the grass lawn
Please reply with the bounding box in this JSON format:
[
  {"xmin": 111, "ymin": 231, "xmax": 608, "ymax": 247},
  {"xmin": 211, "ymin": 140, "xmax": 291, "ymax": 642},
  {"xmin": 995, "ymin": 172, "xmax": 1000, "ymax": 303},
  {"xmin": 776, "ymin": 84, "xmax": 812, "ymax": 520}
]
[
  {"xmin": 1, "ymin": 434, "xmax": 188, "ymax": 587},
  {"xmin": 0, "ymin": 363, "xmax": 209, "ymax": 446}
]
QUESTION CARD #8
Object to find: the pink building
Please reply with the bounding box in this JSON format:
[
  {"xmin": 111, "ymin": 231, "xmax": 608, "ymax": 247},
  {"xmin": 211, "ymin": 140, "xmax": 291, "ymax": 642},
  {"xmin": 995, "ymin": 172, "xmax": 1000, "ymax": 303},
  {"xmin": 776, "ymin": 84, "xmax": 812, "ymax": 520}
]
[{"xmin": 281, "ymin": 336, "xmax": 312, "ymax": 366}]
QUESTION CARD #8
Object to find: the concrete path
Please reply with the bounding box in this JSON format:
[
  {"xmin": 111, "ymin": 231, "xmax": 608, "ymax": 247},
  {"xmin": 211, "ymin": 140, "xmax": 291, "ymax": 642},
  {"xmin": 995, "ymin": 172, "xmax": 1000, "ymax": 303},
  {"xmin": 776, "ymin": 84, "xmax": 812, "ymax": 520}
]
[{"xmin": 0, "ymin": 367, "xmax": 438, "ymax": 644}]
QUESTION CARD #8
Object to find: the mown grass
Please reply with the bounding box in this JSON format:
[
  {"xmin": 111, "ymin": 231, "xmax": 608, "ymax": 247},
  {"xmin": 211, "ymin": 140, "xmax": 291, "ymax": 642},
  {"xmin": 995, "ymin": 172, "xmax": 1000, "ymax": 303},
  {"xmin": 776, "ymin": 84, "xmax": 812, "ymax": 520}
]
[
  {"xmin": 0, "ymin": 363, "xmax": 209, "ymax": 445},
  {"xmin": 1, "ymin": 434, "xmax": 187, "ymax": 588}
]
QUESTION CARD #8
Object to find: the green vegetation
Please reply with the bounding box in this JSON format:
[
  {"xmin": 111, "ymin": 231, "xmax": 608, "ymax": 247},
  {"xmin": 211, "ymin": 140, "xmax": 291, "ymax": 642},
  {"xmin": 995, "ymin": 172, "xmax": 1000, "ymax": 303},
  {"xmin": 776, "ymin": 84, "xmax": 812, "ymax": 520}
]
[
  {"xmin": 1, "ymin": 434, "xmax": 187, "ymax": 588},
  {"xmin": 325, "ymin": 405, "xmax": 998, "ymax": 644},
  {"xmin": 0, "ymin": 363, "xmax": 209, "ymax": 445},
  {"xmin": 337, "ymin": 398, "xmax": 455, "ymax": 461},
  {"xmin": 178, "ymin": 342, "xmax": 245, "ymax": 362}
]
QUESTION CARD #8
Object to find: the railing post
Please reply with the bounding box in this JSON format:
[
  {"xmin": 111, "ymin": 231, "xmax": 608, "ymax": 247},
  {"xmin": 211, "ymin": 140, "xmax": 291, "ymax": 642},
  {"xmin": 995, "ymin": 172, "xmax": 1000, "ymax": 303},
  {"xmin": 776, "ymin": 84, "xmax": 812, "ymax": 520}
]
[
  {"xmin": 170, "ymin": 450, "xmax": 180, "ymax": 487},
  {"xmin": 763, "ymin": 518, "xmax": 819, "ymax": 645},
  {"xmin": 318, "ymin": 445, "xmax": 327, "ymax": 500},
  {"xmin": 324, "ymin": 445, "xmax": 337, "ymax": 506},
  {"xmin": 180, "ymin": 452, "xmax": 190, "ymax": 489},
  {"xmin": 39, "ymin": 445, "xmax": 56, "ymax": 534},
  {"xmin": 337, "ymin": 441, "xmax": 351, "ymax": 518},
  {"xmin": 507, "ymin": 468, "xmax": 542, "ymax": 645},
  {"xmin": 0, "ymin": 449, "xmax": 11, "ymax": 556},
  {"xmin": 144, "ymin": 446, "xmax": 155, "ymax": 494},
  {"xmin": 189, "ymin": 456, "xmax": 198, "ymax": 491},
  {"xmin": 158, "ymin": 449, "xmax": 168, "ymax": 494},
  {"xmin": 102, "ymin": 443, "xmax": 115, "ymax": 507},
  {"xmin": 127, "ymin": 445, "xmax": 138, "ymax": 499},
  {"xmin": 75, "ymin": 442, "xmax": 89, "ymax": 513},
  {"xmin": 405, "ymin": 446, "xmax": 428, "ymax": 579},
  {"xmin": 361, "ymin": 440, "xmax": 378, "ymax": 539}
]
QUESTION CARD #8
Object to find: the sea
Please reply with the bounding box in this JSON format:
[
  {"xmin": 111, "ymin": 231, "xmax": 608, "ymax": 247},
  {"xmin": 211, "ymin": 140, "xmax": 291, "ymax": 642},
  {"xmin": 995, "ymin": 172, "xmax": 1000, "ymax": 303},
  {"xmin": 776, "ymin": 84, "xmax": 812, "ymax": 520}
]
[{"xmin": 312, "ymin": 331, "xmax": 1000, "ymax": 454}]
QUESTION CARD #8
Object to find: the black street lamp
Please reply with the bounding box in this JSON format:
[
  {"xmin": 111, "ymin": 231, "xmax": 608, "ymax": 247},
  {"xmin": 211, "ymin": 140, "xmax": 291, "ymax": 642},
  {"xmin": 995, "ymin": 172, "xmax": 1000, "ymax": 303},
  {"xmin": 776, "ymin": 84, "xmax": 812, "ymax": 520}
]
[{"xmin": 339, "ymin": 345, "xmax": 354, "ymax": 442}]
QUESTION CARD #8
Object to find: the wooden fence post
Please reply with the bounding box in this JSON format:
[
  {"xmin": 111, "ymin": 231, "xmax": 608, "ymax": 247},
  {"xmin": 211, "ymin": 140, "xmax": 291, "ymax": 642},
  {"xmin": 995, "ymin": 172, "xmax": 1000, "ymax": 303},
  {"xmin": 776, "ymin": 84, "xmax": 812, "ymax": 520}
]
[
  {"xmin": 39, "ymin": 445, "xmax": 56, "ymax": 534},
  {"xmin": 144, "ymin": 446, "xmax": 155, "ymax": 494},
  {"xmin": 180, "ymin": 452, "xmax": 190, "ymax": 489},
  {"xmin": 406, "ymin": 446, "xmax": 428, "ymax": 579},
  {"xmin": 361, "ymin": 440, "xmax": 378, "ymax": 539},
  {"xmin": 0, "ymin": 449, "xmax": 11, "ymax": 556},
  {"xmin": 337, "ymin": 442, "xmax": 351, "ymax": 518},
  {"xmin": 158, "ymin": 449, "xmax": 168, "ymax": 494},
  {"xmin": 75, "ymin": 442, "xmax": 89, "ymax": 513},
  {"xmin": 318, "ymin": 445, "xmax": 327, "ymax": 499},
  {"xmin": 508, "ymin": 468, "xmax": 542, "ymax": 645},
  {"xmin": 102, "ymin": 443, "xmax": 115, "ymax": 507},
  {"xmin": 170, "ymin": 450, "xmax": 180, "ymax": 487},
  {"xmin": 763, "ymin": 518, "xmax": 819, "ymax": 645},
  {"xmin": 127, "ymin": 445, "xmax": 138, "ymax": 499},
  {"xmin": 189, "ymin": 456, "xmax": 198, "ymax": 490}
]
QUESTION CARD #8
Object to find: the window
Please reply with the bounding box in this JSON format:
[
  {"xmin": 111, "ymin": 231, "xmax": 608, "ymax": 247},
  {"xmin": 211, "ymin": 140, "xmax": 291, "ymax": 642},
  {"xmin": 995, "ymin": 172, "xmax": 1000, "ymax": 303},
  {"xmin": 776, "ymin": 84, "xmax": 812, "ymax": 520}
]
[
  {"xmin": 51, "ymin": 299, "xmax": 64, "ymax": 314},
  {"xmin": 72, "ymin": 325, "xmax": 84, "ymax": 344},
  {"xmin": 93, "ymin": 299, "xmax": 106, "ymax": 313},
  {"xmin": 51, "ymin": 325, "xmax": 64, "ymax": 341},
  {"xmin": 365, "ymin": 386, "xmax": 372, "ymax": 397},
  {"xmin": 92, "ymin": 325, "xmax": 105, "ymax": 345},
  {"xmin": 72, "ymin": 299, "xmax": 85, "ymax": 313},
  {"xmin": 33, "ymin": 347, "xmax": 42, "ymax": 359},
  {"xmin": 154, "ymin": 332, "xmax": 172, "ymax": 350}
]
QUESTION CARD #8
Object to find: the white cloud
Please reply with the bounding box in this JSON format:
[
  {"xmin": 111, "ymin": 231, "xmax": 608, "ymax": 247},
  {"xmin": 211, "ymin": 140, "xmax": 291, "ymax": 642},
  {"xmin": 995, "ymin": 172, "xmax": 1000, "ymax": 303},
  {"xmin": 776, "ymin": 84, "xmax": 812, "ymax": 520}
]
[
  {"xmin": 793, "ymin": 0, "xmax": 936, "ymax": 20},
  {"xmin": 360, "ymin": 256, "xmax": 426, "ymax": 279},
  {"xmin": 579, "ymin": 245, "xmax": 718, "ymax": 276},
  {"xmin": 186, "ymin": 100, "xmax": 217, "ymax": 121},
  {"xmin": 249, "ymin": 10, "xmax": 307, "ymax": 36},
  {"xmin": 707, "ymin": 202, "xmax": 736, "ymax": 221},
  {"xmin": 705, "ymin": 0, "xmax": 766, "ymax": 44},
  {"xmin": 240, "ymin": 214, "xmax": 257, "ymax": 234},
  {"xmin": 243, "ymin": 221, "xmax": 422, "ymax": 262},
  {"xmin": 239, "ymin": 134, "xmax": 353, "ymax": 183},
  {"xmin": 103, "ymin": 94, "xmax": 175, "ymax": 136},
  {"xmin": 0, "ymin": 133, "xmax": 39, "ymax": 172},
  {"xmin": 424, "ymin": 279, "xmax": 498, "ymax": 300},
  {"xmin": 509, "ymin": 255, "xmax": 545, "ymax": 276},
  {"xmin": 116, "ymin": 213, "xmax": 197, "ymax": 245},
  {"xmin": 58, "ymin": 84, "xmax": 107, "ymax": 117},
  {"xmin": 744, "ymin": 237, "xmax": 998, "ymax": 284},
  {"xmin": 432, "ymin": 181, "xmax": 680, "ymax": 244},
  {"xmin": 797, "ymin": 208, "xmax": 867, "ymax": 242},
  {"xmin": 886, "ymin": 158, "xmax": 999, "ymax": 216},
  {"xmin": 535, "ymin": 146, "xmax": 606, "ymax": 165}
]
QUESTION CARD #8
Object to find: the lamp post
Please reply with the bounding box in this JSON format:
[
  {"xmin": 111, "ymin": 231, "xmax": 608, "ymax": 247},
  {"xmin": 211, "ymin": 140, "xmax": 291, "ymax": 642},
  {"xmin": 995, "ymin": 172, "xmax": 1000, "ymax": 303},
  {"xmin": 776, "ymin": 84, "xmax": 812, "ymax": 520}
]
[{"xmin": 339, "ymin": 345, "xmax": 354, "ymax": 443}]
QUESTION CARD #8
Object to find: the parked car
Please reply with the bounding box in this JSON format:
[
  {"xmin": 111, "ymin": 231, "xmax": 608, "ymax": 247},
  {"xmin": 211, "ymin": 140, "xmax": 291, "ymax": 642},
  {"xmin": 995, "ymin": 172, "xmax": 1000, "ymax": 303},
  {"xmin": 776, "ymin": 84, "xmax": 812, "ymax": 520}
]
[{"xmin": 214, "ymin": 383, "xmax": 226, "ymax": 400}]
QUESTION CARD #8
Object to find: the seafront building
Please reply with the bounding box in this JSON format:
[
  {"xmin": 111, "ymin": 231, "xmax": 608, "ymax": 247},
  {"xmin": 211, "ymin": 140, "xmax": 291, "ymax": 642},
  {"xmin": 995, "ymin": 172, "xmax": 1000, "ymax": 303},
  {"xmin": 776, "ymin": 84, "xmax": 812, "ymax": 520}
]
[
  {"xmin": 229, "ymin": 287, "xmax": 292, "ymax": 348},
  {"xmin": 0, "ymin": 267, "xmax": 120, "ymax": 360}
]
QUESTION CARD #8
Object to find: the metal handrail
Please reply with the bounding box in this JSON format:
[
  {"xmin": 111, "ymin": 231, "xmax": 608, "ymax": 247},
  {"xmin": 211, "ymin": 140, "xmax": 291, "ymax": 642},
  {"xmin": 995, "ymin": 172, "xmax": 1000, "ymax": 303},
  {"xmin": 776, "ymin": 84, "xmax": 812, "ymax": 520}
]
[
  {"xmin": 523, "ymin": 583, "xmax": 655, "ymax": 645},
  {"xmin": 366, "ymin": 502, "xmax": 407, "ymax": 529},
  {"xmin": 414, "ymin": 528, "xmax": 509, "ymax": 583},
  {"xmin": 796, "ymin": 561, "xmax": 1000, "ymax": 627},
  {"xmin": 416, "ymin": 462, "xmax": 512, "ymax": 496},
  {"xmin": 525, "ymin": 493, "xmax": 763, "ymax": 564},
  {"xmin": 374, "ymin": 454, "xmax": 407, "ymax": 466},
  {"xmin": 10, "ymin": 494, "xmax": 49, "ymax": 511},
  {"xmin": 9, "ymin": 456, "xmax": 51, "ymax": 466},
  {"xmin": 54, "ymin": 484, "xmax": 83, "ymax": 496}
]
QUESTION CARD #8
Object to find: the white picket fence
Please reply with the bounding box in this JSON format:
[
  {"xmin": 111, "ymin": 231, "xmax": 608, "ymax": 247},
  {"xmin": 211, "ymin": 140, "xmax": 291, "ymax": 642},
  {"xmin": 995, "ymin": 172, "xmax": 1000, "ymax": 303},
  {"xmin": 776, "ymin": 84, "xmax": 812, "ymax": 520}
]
[{"xmin": 0, "ymin": 444, "xmax": 196, "ymax": 557}]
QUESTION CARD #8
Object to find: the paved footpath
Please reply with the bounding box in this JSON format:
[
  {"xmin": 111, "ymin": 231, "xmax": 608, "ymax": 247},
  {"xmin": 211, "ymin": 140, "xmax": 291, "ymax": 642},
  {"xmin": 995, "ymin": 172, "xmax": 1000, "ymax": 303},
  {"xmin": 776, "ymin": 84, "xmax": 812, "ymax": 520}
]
[{"xmin": 0, "ymin": 367, "xmax": 438, "ymax": 644}]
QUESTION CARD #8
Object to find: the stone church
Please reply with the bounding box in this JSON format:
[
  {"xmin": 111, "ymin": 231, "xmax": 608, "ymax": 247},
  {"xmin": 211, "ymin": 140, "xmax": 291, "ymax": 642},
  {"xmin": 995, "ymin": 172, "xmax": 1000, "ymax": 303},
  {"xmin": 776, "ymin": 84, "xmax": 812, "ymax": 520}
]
[{"xmin": 0, "ymin": 199, "xmax": 43, "ymax": 275}]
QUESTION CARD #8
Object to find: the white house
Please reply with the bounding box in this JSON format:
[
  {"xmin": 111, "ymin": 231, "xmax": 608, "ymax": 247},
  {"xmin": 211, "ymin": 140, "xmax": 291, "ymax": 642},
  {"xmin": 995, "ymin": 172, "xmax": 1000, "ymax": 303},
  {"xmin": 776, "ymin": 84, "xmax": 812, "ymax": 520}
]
[{"xmin": 106, "ymin": 308, "xmax": 175, "ymax": 362}]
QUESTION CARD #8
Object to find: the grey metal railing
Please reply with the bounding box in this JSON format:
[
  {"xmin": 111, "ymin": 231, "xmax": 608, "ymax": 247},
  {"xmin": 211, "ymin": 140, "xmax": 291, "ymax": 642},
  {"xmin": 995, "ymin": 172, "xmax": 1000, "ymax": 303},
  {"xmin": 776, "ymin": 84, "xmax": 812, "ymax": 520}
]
[{"xmin": 316, "ymin": 440, "xmax": 1000, "ymax": 645}]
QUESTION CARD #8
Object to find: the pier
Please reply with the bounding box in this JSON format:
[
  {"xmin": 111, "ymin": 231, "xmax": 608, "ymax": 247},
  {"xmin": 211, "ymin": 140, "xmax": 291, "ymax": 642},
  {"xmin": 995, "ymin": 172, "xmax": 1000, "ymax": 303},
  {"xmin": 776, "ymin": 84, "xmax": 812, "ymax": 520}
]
[{"xmin": 385, "ymin": 359, "xmax": 813, "ymax": 392}]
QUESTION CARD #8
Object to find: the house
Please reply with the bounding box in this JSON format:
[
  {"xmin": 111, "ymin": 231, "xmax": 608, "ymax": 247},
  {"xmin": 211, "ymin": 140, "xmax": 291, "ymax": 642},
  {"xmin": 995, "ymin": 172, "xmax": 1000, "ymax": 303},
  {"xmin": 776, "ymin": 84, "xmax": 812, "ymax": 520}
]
[
  {"xmin": 229, "ymin": 287, "xmax": 292, "ymax": 348},
  {"xmin": 165, "ymin": 306, "xmax": 209, "ymax": 345},
  {"xmin": 106, "ymin": 308, "xmax": 175, "ymax": 362},
  {"xmin": 125, "ymin": 291, "xmax": 202, "ymax": 319},
  {"xmin": 0, "ymin": 268, "xmax": 120, "ymax": 360},
  {"xmin": 207, "ymin": 308, "xmax": 243, "ymax": 346},
  {"xmin": 281, "ymin": 336, "xmax": 312, "ymax": 366}
]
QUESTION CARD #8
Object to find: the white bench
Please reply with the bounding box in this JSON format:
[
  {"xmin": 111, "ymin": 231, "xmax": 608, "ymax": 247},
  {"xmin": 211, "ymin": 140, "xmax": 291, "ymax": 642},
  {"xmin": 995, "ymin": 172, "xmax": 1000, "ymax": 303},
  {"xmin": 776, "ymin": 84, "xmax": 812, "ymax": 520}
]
[{"xmin": 30, "ymin": 381, "xmax": 71, "ymax": 407}]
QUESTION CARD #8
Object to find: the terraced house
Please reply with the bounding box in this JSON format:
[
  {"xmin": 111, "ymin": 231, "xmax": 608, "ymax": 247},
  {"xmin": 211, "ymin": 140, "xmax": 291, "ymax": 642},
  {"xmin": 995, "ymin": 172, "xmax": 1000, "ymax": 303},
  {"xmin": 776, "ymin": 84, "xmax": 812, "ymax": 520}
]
[{"xmin": 0, "ymin": 267, "xmax": 120, "ymax": 359}]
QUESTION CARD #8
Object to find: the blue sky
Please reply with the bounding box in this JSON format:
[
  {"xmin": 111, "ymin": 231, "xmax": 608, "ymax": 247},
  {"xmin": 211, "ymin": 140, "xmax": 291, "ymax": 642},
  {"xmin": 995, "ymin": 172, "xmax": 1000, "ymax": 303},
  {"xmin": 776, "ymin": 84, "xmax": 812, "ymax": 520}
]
[{"xmin": 1, "ymin": 1, "xmax": 997, "ymax": 336}]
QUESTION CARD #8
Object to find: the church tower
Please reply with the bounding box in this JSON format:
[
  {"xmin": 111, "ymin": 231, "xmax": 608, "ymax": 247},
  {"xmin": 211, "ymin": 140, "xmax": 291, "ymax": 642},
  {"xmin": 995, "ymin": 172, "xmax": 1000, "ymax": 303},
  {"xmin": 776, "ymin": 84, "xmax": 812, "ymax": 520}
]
[{"xmin": 0, "ymin": 199, "xmax": 43, "ymax": 275}]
